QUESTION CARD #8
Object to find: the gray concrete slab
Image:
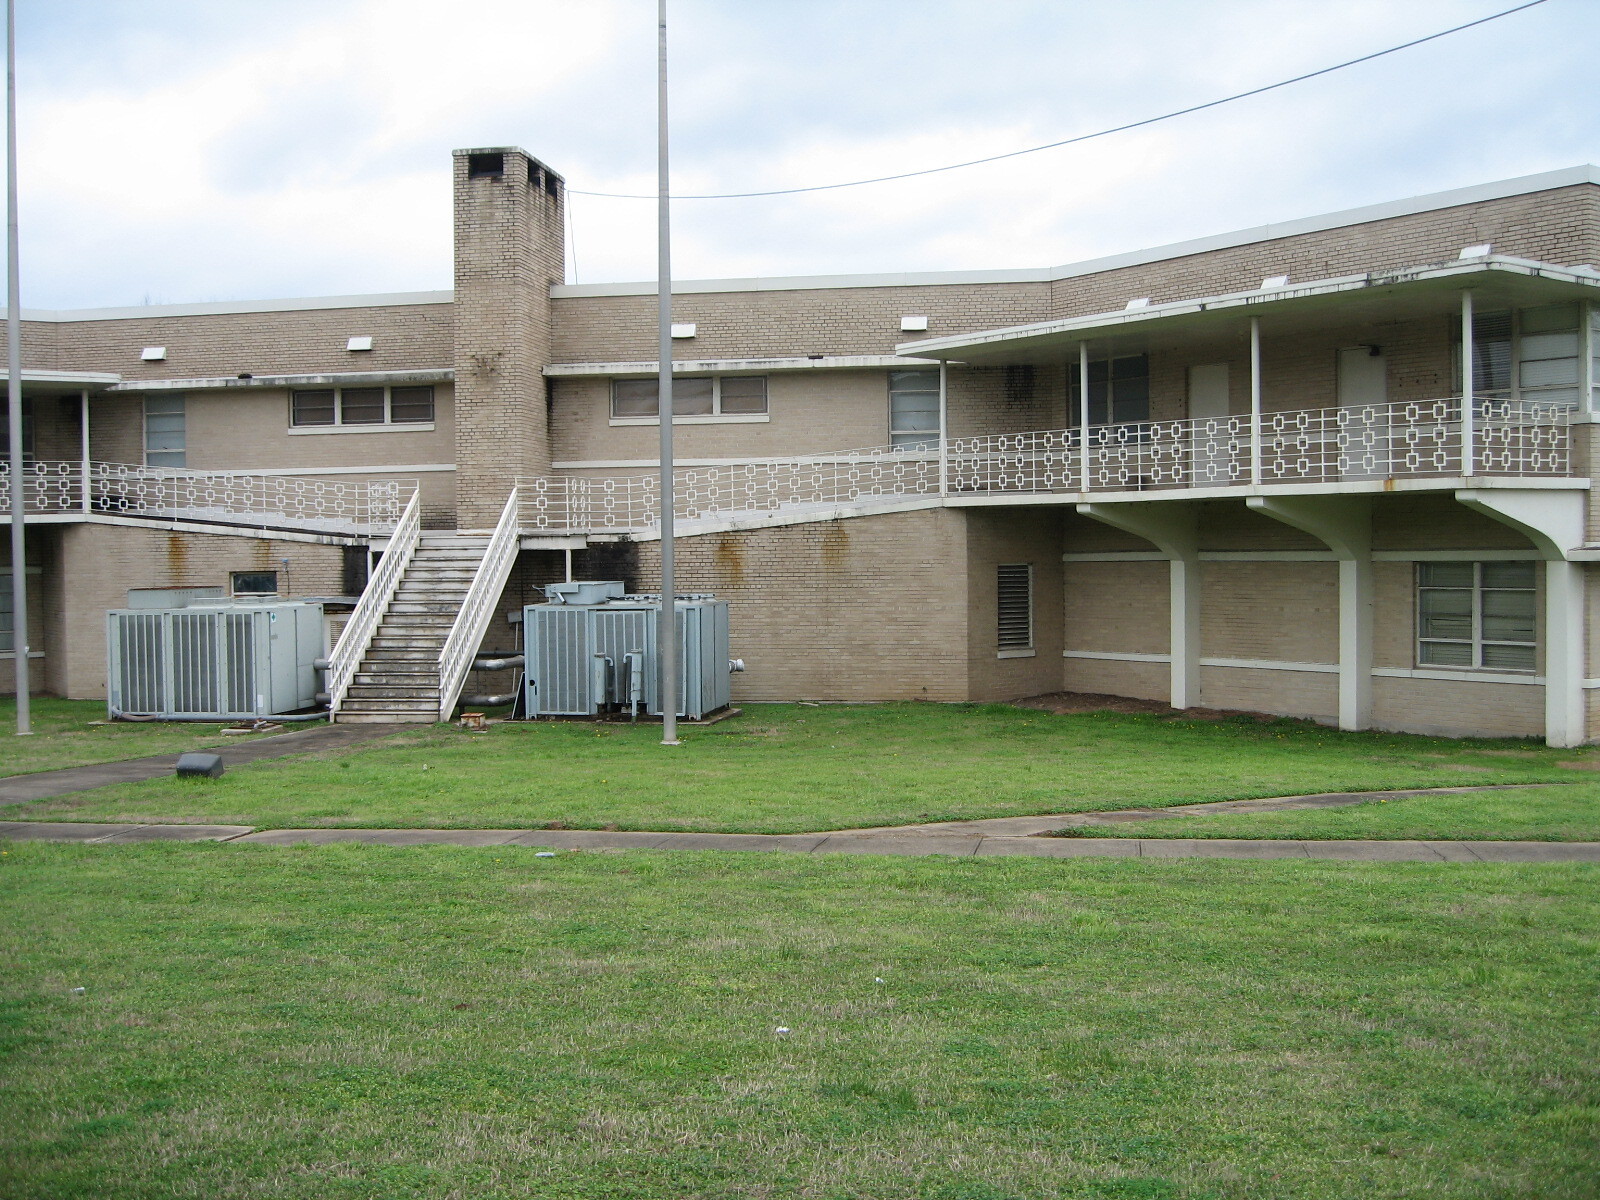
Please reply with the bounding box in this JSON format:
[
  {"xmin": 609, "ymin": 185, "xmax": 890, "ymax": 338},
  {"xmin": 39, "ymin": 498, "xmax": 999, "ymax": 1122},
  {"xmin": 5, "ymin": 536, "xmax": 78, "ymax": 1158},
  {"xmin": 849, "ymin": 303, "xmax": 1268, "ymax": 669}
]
[
  {"xmin": 234, "ymin": 828, "xmax": 527, "ymax": 847},
  {"xmin": 0, "ymin": 821, "xmax": 141, "ymax": 841},
  {"xmin": 1420, "ymin": 842, "xmax": 1485, "ymax": 862},
  {"xmin": 1454, "ymin": 840, "xmax": 1600, "ymax": 863},
  {"xmin": 1135, "ymin": 839, "xmax": 1311, "ymax": 859},
  {"xmin": 1294, "ymin": 840, "xmax": 1452, "ymax": 862},
  {"xmin": 975, "ymin": 836, "xmax": 1140, "ymax": 858},
  {"xmin": 648, "ymin": 833, "xmax": 830, "ymax": 853},
  {"xmin": 0, "ymin": 722, "xmax": 412, "ymax": 806},
  {"xmin": 95, "ymin": 824, "xmax": 255, "ymax": 843},
  {"xmin": 813, "ymin": 835, "xmax": 981, "ymax": 857},
  {"xmin": 502, "ymin": 830, "xmax": 672, "ymax": 850}
]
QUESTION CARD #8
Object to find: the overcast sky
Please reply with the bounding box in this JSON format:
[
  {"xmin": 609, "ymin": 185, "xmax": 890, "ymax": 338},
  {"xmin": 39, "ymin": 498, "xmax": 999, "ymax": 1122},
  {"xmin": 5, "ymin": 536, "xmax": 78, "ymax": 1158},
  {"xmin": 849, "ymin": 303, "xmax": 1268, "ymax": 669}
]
[{"xmin": 16, "ymin": 0, "xmax": 1600, "ymax": 309}]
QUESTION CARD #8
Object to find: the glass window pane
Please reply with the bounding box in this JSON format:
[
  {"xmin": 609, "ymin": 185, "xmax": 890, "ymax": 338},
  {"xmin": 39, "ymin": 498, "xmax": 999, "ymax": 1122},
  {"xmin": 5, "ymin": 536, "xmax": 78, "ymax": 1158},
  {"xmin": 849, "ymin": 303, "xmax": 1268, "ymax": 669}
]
[
  {"xmin": 891, "ymin": 432, "xmax": 937, "ymax": 450},
  {"xmin": 1519, "ymin": 357, "xmax": 1580, "ymax": 388},
  {"xmin": 613, "ymin": 380, "xmax": 658, "ymax": 418},
  {"xmin": 893, "ymin": 408, "xmax": 940, "ymax": 433},
  {"xmin": 1110, "ymin": 355, "xmax": 1148, "ymax": 381},
  {"xmin": 1520, "ymin": 303, "xmax": 1578, "ymax": 334},
  {"xmin": 671, "ymin": 378, "xmax": 714, "ymax": 416},
  {"xmin": 1481, "ymin": 592, "xmax": 1535, "ymax": 642},
  {"xmin": 389, "ymin": 386, "xmax": 434, "ymax": 423},
  {"xmin": 292, "ymin": 390, "xmax": 336, "ymax": 426},
  {"xmin": 340, "ymin": 388, "xmax": 385, "ymax": 424},
  {"xmin": 1481, "ymin": 562, "xmax": 1535, "ymax": 589},
  {"xmin": 1481, "ymin": 643, "xmax": 1536, "ymax": 670},
  {"xmin": 1419, "ymin": 641, "xmax": 1474, "ymax": 666},
  {"xmin": 718, "ymin": 376, "xmax": 767, "ymax": 414},
  {"xmin": 1418, "ymin": 562, "xmax": 1474, "ymax": 587},
  {"xmin": 145, "ymin": 450, "xmax": 185, "ymax": 468},
  {"xmin": 1418, "ymin": 589, "xmax": 1472, "ymax": 640}
]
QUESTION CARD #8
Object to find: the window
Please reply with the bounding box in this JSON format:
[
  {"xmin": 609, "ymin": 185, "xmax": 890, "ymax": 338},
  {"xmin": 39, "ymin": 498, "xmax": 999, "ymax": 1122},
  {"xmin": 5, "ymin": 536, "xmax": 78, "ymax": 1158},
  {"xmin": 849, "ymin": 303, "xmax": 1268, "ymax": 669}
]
[
  {"xmin": 0, "ymin": 572, "xmax": 13, "ymax": 652},
  {"xmin": 144, "ymin": 396, "xmax": 186, "ymax": 467},
  {"xmin": 0, "ymin": 399, "xmax": 33, "ymax": 461},
  {"xmin": 889, "ymin": 369, "xmax": 940, "ymax": 449},
  {"xmin": 1416, "ymin": 561, "xmax": 1536, "ymax": 671},
  {"xmin": 231, "ymin": 571, "xmax": 279, "ymax": 597},
  {"xmin": 609, "ymin": 376, "xmax": 768, "ymax": 421},
  {"xmin": 291, "ymin": 385, "xmax": 434, "ymax": 428},
  {"xmin": 1457, "ymin": 304, "xmax": 1581, "ymax": 407},
  {"xmin": 1068, "ymin": 354, "xmax": 1151, "ymax": 426},
  {"xmin": 997, "ymin": 563, "xmax": 1034, "ymax": 656}
]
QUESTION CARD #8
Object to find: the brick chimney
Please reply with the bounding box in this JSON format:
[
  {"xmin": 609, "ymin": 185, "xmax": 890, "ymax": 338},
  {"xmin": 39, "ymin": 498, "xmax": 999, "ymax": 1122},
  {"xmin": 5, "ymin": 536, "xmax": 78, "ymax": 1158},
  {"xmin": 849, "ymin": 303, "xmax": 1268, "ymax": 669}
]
[{"xmin": 451, "ymin": 147, "xmax": 565, "ymax": 528}]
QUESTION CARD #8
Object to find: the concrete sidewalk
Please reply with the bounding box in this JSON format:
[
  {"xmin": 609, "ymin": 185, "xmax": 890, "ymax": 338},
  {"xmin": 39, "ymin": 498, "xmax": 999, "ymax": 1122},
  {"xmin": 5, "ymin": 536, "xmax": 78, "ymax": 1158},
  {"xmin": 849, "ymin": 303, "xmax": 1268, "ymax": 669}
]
[
  {"xmin": 3, "ymin": 819, "xmax": 1597, "ymax": 863},
  {"xmin": 0, "ymin": 723, "xmax": 407, "ymax": 806}
]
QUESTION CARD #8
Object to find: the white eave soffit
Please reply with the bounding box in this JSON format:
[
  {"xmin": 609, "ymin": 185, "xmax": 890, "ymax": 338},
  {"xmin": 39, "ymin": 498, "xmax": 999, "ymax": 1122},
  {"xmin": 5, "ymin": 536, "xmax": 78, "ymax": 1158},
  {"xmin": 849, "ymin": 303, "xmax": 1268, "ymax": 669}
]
[{"xmin": 895, "ymin": 256, "xmax": 1600, "ymax": 362}]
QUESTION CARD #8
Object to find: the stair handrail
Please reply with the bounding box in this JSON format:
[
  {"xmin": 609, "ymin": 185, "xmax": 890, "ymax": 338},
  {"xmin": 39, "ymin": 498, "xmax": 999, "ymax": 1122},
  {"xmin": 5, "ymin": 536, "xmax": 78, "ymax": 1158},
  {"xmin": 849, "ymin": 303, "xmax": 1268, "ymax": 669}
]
[
  {"xmin": 326, "ymin": 490, "xmax": 422, "ymax": 716},
  {"xmin": 437, "ymin": 488, "xmax": 521, "ymax": 722}
]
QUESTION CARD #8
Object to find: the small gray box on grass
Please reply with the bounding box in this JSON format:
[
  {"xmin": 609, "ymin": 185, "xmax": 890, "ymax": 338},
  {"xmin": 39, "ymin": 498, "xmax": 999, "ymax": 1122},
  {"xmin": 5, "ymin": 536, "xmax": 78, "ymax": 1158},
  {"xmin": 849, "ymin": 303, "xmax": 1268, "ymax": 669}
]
[{"xmin": 175, "ymin": 752, "xmax": 225, "ymax": 779}]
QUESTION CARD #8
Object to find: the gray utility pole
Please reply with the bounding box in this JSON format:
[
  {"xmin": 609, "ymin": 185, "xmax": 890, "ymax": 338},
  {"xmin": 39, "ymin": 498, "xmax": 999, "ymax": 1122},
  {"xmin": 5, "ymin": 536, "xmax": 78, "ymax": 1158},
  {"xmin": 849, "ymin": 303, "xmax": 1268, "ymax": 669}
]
[
  {"xmin": 6, "ymin": 0, "xmax": 29, "ymax": 736},
  {"xmin": 655, "ymin": 0, "xmax": 679, "ymax": 746}
]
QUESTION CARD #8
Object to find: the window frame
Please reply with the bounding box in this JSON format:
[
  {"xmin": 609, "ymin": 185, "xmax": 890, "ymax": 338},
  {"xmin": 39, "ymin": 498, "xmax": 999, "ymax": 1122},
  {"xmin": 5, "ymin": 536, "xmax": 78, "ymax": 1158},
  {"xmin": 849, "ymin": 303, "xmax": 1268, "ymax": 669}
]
[
  {"xmin": 996, "ymin": 563, "xmax": 1035, "ymax": 658},
  {"xmin": 889, "ymin": 368, "xmax": 941, "ymax": 450},
  {"xmin": 607, "ymin": 375, "xmax": 769, "ymax": 425},
  {"xmin": 289, "ymin": 385, "xmax": 436, "ymax": 433},
  {"xmin": 1455, "ymin": 304, "xmax": 1583, "ymax": 408},
  {"xmin": 143, "ymin": 395, "xmax": 186, "ymax": 467},
  {"xmin": 230, "ymin": 571, "xmax": 280, "ymax": 598},
  {"xmin": 1067, "ymin": 353, "xmax": 1152, "ymax": 427},
  {"xmin": 1415, "ymin": 560, "xmax": 1537, "ymax": 673}
]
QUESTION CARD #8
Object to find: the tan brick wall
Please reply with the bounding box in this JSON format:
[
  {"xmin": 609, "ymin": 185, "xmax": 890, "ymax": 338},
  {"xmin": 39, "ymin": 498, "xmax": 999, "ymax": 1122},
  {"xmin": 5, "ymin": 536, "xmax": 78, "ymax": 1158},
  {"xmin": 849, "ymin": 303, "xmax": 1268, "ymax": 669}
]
[
  {"xmin": 1201, "ymin": 562, "xmax": 1339, "ymax": 663},
  {"xmin": 964, "ymin": 508, "xmax": 1064, "ymax": 701},
  {"xmin": 1373, "ymin": 677, "xmax": 1545, "ymax": 739},
  {"xmin": 1200, "ymin": 664, "xmax": 1338, "ymax": 721},
  {"xmin": 1046, "ymin": 186, "xmax": 1600, "ymax": 319},
  {"xmin": 52, "ymin": 523, "xmax": 346, "ymax": 700},
  {"xmin": 36, "ymin": 303, "xmax": 452, "ymax": 379},
  {"xmin": 453, "ymin": 148, "xmax": 564, "ymax": 525},
  {"xmin": 626, "ymin": 509, "xmax": 971, "ymax": 702},
  {"xmin": 1060, "ymin": 656, "xmax": 1170, "ymax": 702},
  {"xmin": 1063, "ymin": 561, "xmax": 1169, "ymax": 656}
]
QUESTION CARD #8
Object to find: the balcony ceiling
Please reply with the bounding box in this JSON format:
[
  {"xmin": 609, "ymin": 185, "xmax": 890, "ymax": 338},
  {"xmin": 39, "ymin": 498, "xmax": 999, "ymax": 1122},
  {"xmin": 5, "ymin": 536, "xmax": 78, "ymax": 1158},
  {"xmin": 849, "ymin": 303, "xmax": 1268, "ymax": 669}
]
[{"xmin": 896, "ymin": 257, "xmax": 1600, "ymax": 366}]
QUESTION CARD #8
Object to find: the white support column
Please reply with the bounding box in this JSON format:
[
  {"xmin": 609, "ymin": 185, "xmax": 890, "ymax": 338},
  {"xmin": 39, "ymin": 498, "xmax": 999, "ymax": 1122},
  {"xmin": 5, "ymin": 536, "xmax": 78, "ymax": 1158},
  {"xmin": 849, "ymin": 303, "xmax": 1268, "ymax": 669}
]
[
  {"xmin": 1249, "ymin": 317, "xmax": 1262, "ymax": 486},
  {"xmin": 79, "ymin": 389, "xmax": 90, "ymax": 513},
  {"xmin": 1461, "ymin": 289, "xmax": 1476, "ymax": 478},
  {"xmin": 1078, "ymin": 341, "xmax": 1090, "ymax": 494},
  {"xmin": 1247, "ymin": 495, "xmax": 1373, "ymax": 730},
  {"xmin": 1544, "ymin": 559, "xmax": 1584, "ymax": 748},
  {"xmin": 1076, "ymin": 501, "xmax": 1200, "ymax": 709},
  {"xmin": 937, "ymin": 361, "xmax": 949, "ymax": 497}
]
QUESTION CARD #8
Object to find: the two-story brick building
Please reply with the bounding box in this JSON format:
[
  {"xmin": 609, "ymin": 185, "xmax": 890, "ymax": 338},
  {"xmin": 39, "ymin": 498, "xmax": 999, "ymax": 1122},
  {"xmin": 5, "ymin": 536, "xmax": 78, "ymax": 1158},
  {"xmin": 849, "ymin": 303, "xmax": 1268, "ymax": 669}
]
[{"xmin": 4, "ymin": 147, "xmax": 1598, "ymax": 743}]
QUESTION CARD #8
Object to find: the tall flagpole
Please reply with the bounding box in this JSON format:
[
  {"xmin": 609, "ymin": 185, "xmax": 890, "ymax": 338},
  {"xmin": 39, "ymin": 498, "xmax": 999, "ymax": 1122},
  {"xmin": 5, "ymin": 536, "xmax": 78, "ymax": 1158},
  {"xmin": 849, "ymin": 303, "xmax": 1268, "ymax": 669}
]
[
  {"xmin": 655, "ymin": 0, "xmax": 679, "ymax": 746},
  {"xmin": 6, "ymin": 0, "xmax": 30, "ymax": 735}
]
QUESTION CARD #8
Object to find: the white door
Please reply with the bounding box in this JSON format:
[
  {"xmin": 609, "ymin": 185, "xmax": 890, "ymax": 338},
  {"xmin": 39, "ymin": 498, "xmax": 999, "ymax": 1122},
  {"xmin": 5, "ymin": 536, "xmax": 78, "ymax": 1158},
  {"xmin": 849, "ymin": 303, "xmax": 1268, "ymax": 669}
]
[
  {"xmin": 1336, "ymin": 347, "xmax": 1387, "ymax": 478},
  {"xmin": 1187, "ymin": 363, "xmax": 1233, "ymax": 484}
]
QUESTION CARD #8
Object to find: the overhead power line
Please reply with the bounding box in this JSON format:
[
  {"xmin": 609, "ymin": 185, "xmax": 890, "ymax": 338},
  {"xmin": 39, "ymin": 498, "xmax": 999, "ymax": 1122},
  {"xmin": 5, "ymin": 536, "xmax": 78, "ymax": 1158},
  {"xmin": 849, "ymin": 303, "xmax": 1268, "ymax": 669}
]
[{"xmin": 569, "ymin": 0, "xmax": 1550, "ymax": 201}]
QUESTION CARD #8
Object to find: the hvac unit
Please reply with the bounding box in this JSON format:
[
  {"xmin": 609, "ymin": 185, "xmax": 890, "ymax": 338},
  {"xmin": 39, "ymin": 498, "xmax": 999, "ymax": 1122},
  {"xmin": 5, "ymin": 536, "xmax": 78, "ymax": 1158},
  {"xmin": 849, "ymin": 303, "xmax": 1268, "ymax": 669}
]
[
  {"xmin": 524, "ymin": 587, "xmax": 734, "ymax": 719},
  {"xmin": 107, "ymin": 601, "xmax": 324, "ymax": 719}
]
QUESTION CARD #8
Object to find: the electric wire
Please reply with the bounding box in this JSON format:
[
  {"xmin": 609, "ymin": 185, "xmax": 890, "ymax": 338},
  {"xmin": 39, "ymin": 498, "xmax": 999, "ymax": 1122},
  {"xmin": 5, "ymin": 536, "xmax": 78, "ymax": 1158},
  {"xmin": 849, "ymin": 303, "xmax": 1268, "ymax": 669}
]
[{"xmin": 569, "ymin": 0, "xmax": 1550, "ymax": 201}]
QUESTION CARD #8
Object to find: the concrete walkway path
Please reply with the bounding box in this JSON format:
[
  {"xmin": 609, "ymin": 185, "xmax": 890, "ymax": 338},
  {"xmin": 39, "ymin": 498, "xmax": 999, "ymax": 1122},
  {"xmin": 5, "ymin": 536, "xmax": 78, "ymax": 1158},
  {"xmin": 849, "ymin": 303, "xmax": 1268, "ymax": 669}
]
[
  {"xmin": 0, "ymin": 723, "xmax": 406, "ymax": 807},
  {"xmin": 3, "ymin": 818, "xmax": 1597, "ymax": 863}
]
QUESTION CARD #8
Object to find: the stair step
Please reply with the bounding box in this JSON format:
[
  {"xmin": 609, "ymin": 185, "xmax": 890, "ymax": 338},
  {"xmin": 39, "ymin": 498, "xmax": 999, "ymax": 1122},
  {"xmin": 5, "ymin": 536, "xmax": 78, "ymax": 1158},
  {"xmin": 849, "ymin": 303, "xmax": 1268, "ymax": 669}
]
[
  {"xmin": 345, "ymin": 685, "xmax": 439, "ymax": 700},
  {"xmin": 335, "ymin": 712, "xmax": 433, "ymax": 725},
  {"xmin": 369, "ymin": 637, "xmax": 449, "ymax": 650},
  {"xmin": 338, "ymin": 698, "xmax": 441, "ymax": 713}
]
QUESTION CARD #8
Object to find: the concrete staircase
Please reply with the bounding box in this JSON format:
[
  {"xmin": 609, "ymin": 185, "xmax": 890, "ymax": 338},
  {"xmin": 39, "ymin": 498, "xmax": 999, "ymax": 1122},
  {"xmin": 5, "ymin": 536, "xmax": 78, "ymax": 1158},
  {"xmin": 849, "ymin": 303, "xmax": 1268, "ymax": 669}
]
[{"xmin": 336, "ymin": 533, "xmax": 490, "ymax": 723}]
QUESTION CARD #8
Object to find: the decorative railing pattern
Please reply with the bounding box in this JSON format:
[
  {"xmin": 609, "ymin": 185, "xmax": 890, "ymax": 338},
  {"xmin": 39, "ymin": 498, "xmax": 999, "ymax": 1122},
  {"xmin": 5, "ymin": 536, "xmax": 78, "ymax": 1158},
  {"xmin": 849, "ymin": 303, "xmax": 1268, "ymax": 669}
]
[
  {"xmin": 519, "ymin": 397, "xmax": 1574, "ymax": 535},
  {"xmin": 437, "ymin": 488, "xmax": 521, "ymax": 722},
  {"xmin": 0, "ymin": 461, "xmax": 415, "ymax": 533},
  {"xmin": 326, "ymin": 490, "xmax": 422, "ymax": 716}
]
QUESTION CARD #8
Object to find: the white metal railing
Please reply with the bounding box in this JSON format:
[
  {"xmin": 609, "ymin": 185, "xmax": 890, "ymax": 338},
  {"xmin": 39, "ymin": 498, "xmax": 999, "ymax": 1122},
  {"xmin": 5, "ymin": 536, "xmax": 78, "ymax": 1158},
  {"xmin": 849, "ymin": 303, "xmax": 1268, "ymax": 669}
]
[
  {"xmin": 0, "ymin": 460, "xmax": 415, "ymax": 533},
  {"xmin": 517, "ymin": 397, "xmax": 1574, "ymax": 535},
  {"xmin": 326, "ymin": 490, "xmax": 422, "ymax": 716},
  {"xmin": 436, "ymin": 487, "xmax": 521, "ymax": 722}
]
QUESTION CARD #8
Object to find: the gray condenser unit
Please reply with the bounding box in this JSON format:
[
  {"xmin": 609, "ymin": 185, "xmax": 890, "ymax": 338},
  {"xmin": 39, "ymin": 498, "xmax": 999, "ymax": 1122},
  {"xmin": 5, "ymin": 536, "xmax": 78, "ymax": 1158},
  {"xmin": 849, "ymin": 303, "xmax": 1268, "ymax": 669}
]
[
  {"xmin": 524, "ymin": 586, "xmax": 733, "ymax": 719},
  {"xmin": 107, "ymin": 601, "xmax": 325, "ymax": 719}
]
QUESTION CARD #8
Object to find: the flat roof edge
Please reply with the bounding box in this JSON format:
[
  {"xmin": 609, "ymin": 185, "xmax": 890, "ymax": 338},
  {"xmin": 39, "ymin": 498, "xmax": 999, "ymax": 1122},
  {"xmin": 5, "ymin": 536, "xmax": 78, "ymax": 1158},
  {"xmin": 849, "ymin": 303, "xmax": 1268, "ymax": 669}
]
[
  {"xmin": 554, "ymin": 165, "xmax": 1599, "ymax": 299},
  {"xmin": 9, "ymin": 290, "xmax": 455, "ymax": 323}
]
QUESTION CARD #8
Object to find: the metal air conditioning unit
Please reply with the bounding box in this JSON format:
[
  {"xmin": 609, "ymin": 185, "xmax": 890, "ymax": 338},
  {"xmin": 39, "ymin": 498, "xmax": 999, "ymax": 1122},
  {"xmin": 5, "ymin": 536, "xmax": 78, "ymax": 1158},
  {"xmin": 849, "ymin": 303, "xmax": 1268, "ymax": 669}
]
[
  {"xmin": 107, "ymin": 601, "xmax": 325, "ymax": 719},
  {"xmin": 524, "ymin": 586, "xmax": 734, "ymax": 719}
]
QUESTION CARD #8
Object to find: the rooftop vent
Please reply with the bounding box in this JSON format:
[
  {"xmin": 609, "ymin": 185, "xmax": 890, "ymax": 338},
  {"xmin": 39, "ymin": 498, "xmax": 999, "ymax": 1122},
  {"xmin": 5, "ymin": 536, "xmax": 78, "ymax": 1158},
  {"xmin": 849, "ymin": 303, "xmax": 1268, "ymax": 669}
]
[
  {"xmin": 1459, "ymin": 243, "xmax": 1492, "ymax": 259},
  {"xmin": 671, "ymin": 323, "xmax": 697, "ymax": 339},
  {"xmin": 900, "ymin": 315, "xmax": 929, "ymax": 332},
  {"xmin": 141, "ymin": 346, "xmax": 166, "ymax": 361},
  {"xmin": 346, "ymin": 336, "xmax": 373, "ymax": 352},
  {"xmin": 1260, "ymin": 275, "xmax": 1289, "ymax": 289},
  {"xmin": 1124, "ymin": 297, "xmax": 1150, "ymax": 310}
]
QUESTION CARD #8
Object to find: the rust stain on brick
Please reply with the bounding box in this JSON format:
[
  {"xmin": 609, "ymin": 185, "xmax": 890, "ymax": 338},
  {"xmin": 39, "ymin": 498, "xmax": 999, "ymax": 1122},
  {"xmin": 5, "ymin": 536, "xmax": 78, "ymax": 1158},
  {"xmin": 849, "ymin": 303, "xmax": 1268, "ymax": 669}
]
[
  {"xmin": 164, "ymin": 534, "xmax": 188, "ymax": 583},
  {"xmin": 711, "ymin": 534, "xmax": 744, "ymax": 584},
  {"xmin": 819, "ymin": 521, "xmax": 850, "ymax": 578}
]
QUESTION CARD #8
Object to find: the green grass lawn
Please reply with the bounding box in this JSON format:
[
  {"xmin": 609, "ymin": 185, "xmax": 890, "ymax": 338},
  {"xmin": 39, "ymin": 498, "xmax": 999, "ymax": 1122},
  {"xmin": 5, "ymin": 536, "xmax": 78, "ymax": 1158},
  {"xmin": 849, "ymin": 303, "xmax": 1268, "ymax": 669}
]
[
  {"xmin": 0, "ymin": 699, "xmax": 275, "ymax": 778},
  {"xmin": 6, "ymin": 703, "xmax": 1594, "ymax": 836},
  {"xmin": 1067, "ymin": 780, "xmax": 1600, "ymax": 842},
  {"xmin": 2, "ymin": 841, "xmax": 1596, "ymax": 1199}
]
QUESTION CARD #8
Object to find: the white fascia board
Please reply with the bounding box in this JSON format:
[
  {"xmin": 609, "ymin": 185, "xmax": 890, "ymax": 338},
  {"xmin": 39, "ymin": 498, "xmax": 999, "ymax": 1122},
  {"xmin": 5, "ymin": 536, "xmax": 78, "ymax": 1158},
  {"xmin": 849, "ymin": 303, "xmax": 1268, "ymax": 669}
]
[
  {"xmin": 896, "ymin": 257, "xmax": 1600, "ymax": 360},
  {"xmin": 109, "ymin": 368, "xmax": 453, "ymax": 392},
  {"xmin": 20, "ymin": 369, "xmax": 121, "ymax": 388},
  {"xmin": 9, "ymin": 290, "xmax": 454, "ymax": 323},
  {"xmin": 552, "ymin": 166, "xmax": 1600, "ymax": 300},
  {"xmin": 546, "ymin": 354, "xmax": 917, "ymax": 377}
]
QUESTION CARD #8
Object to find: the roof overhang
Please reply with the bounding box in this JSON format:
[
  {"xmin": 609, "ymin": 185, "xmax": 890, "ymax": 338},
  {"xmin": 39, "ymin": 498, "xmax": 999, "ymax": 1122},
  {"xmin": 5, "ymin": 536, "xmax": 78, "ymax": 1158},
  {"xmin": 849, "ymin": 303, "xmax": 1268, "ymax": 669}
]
[
  {"xmin": 896, "ymin": 256, "xmax": 1600, "ymax": 366},
  {"xmin": 14, "ymin": 369, "xmax": 121, "ymax": 396}
]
